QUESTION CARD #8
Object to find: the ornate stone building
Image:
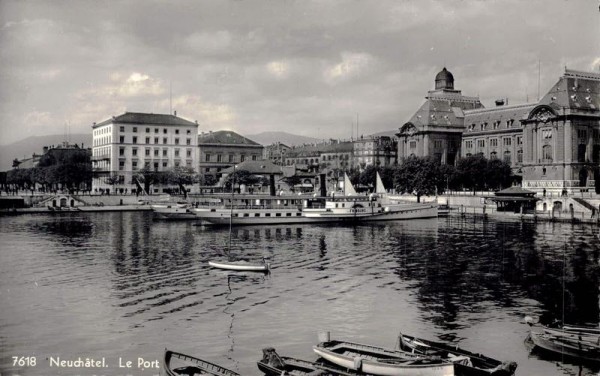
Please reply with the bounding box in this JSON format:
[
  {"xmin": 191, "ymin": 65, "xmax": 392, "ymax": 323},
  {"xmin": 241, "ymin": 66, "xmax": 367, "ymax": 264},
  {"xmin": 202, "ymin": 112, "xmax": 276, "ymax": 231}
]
[
  {"xmin": 397, "ymin": 68, "xmax": 483, "ymax": 165},
  {"xmin": 397, "ymin": 67, "xmax": 600, "ymax": 195}
]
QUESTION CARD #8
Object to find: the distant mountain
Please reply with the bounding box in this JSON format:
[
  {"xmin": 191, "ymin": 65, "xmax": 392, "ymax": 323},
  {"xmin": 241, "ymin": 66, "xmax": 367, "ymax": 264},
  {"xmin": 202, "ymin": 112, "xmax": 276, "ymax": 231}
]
[
  {"xmin": 370, "ymin": 129, "xmax": 398, "ymax": 138},
  {"xmin": 244, "ymin": 131, "xmax": 320, "ymax": 146},
  {"xmin": 0, "ymin": 134, "xmax": 91, "ymax": 171}
]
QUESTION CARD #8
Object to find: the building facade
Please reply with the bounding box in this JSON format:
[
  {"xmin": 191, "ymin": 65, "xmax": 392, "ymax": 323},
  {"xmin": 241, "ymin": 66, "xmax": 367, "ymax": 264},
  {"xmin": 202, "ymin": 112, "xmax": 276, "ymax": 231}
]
[
  {"xmin": 263, "ymin": 142, "xmax": 291, "ymax": 165},
  {"xmin": 197, "ymin": 130, "xmax": 264, "ymax": 185},
  {"xmin": 397, "ymin": 68, "xmax": 483, "ymax": 165},
  {"xmin": 397, "ymin": 68, "xmax": 600, "ymax": 195},
  {"xmin": 91, "ymin": 112, "xmax": 199, "ymax": 193},
  {"xmin": 353, "ymin": 135, "xmax": 398, "ymax": 169}
]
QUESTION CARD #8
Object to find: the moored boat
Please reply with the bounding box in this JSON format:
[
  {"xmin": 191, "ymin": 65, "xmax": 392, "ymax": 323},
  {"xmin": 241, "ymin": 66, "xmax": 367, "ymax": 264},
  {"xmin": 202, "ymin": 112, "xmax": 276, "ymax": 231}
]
[
  {"xmin": 162, "ymin": 349, "xmax": 239, "ymax": 376},
  {"xmin": 526, "ymin": 331, "xmax": 600, "ymax": 363},
  {"xmin": 208, "ymin": 260, "xmax": 270, "ymax": 272},
  {"xmin": 258, "ymin": 347, "xmax": 358, "ymax": 376},
  {"xmin": 152, "ymin": 203, "xmax": 198, "ymax": 220},
  {"xmin": 313, "ymin": 339, "xmax": 454, "ymax": 376},
  {"xmin": 397, "ymin": 334, "xmax": 517, "ymax": 376}
]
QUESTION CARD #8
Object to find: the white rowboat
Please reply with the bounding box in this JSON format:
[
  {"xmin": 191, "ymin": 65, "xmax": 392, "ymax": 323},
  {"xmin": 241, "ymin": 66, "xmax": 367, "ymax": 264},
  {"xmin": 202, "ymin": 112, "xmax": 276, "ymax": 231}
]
[{"xmin": 208, "ymin": 260, "xmax": 270, "ymax": 272}]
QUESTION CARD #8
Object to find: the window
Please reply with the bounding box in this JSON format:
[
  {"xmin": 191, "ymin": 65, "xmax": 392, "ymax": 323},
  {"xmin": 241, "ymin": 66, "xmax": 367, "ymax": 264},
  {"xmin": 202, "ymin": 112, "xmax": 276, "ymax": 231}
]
[
  {"xmin": 154, "ymin": 162, "xmax": 159, "ymax": 170},
  {"xmin": 434, "ymin": 140, "xmax": 442, "ymax": 149},
  {"xmin": 186, "ymin": 138, "xmax": 191, "ymax": 145},
  {"xmin": 119, "ymin": 148, "xmax": 125, "ymax": 156},
  {"xmin": 132, "ymin": 148, "xmax": 138, "ymax": 156},
  {"xmin": 205, "ymin": 168, "xmax": 210, "ymax": 172},
  {"xmin": 578, "ymin": 144, "xmax": 586, "ymax": 162},
  {"xmin": 542, "ymin": 145, "xmax": 553, "ymax": 162},
  {"xmin": 490, "ymin": 151, "xmax": 497, "ymax": 159},
  {"xmin": 133, "ymin": 127, "xmax": 137, "ymax": 133},
  {"xmin": 517, "ymin": 149, "xmax": 523, "ymax": 163},
  {"xmin": 409, "ymin": 141, "xmax": 417, "ymax": 149},
  {"xmin": 119, "ymin": 161, "xmax": 125, "ymax": 170},
  {"xmin": 163, "ymin": 128, "xmax": 167, "ymax": 134},
  {"xmin": 175, "ymin": 149, "xmax": 180, "ymax": 157},
  {"xmin": 120, "ymin": 126, "xmax": 125, "ymax": 132},
  {"xmin": 241, "ymin": 155, "xmax": 246, "ymax": 162},
  {"xmin": 145, "ymin": 148, "xmax": 150, "ymax": 156},
  {"xmin": 205, "ymin": 154, "xmax": 211, "ymax": 162},
  {"xmin": 154, "ymin": 137, "xmax": 159, "ymax": 144},
  {"xmin": 119, "ymin": 136, "xmax": 125, "ymax": 143},
  {"xmin": 252, "ymin": 155, "xmax": 257, "ymax": 161},
  {"xmin": 132, "ymin": 161, "xmax": 138, "ymax": 170},
  {"xmin": 490, "ymin": 139, "xmax": 498, "ymax": 147},
  {"xmin": 517, "ymin": 136, "xmax": 523, "ymax": 146},
  {"xmin": 155, "ymin": 128, "xmax": 159, "ymax": 134},
  {"xmin": 163, "ymin": 137, "xmax": 167, "ymax": 144},
  {"xmin": 163, "ymin": 149, "xmax": 167, "ymax": 157},
  {"xmin": 146, "ymin": 128, "xmax": 150, "ymax": 133},
  {"xmin": 175, "ymin": 129, "xmax": 180, "ymax": 134},
  {"xmin": 174, "ymin": 161, "xmax": 180, "ymax": 167},
  {"xmin": 146, "ymin": 137, "xmax": 150, "ymax": 144},
  {"xmin": 154, "ymin": 149, "xmax": 159, "ymax": 157},
  {"xmin": 175, "ymin": 138, "xmax": 179, "ymax": 145},
  {"xmin": 477, "ymin": 139, "xmax": 485, "ymax": 148},
  {"xmin": 465, "ymin": 140, "xmax": 473, "ymax": 149},
  {"xmin": 187, "ymin": 130, "xmax": 191, "ymax": 134},
  {"xmin": 216, "ymin": 154, "xmax": 222, "ymax": 162},
  {"xmin": 542, "ymin": 129, "xmax": 552, "ymax": 139},
  {"xmin": 229, "ymin": 154, "xmax": 234, "ymax": 162},
  {"xmin": 504, "ymin": 138, "xmax": 512, "ymax": 146},
  {"xmin": 163, "ymin": 162, "xmax": 167, "ymax": 167}
]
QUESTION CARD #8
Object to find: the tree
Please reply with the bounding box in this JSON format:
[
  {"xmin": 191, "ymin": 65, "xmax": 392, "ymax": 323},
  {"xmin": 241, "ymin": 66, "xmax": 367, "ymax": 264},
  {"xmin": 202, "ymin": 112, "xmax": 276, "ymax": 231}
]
[
  {"xmin": 485, "ymin": 159, "xmax": 512, "ymax": 190},
  {"xmin": 134, "ymin": 166, "xmax": 163, "ymax": 195},
  {"xmin": 394, "ymin": 156, "xmax": 441, "ymax": 202},
  {"xmin": 283, "ymin": 175, "xmax": 302, "ymax": 191},
  {"xmin": 222, "ymin": 169, "xmax": 260, "ymax": 191},
  {"xmin": 165, "ymin": 166, "xmax": 198, "ymax": 198},
  {"xmin": 455, "ymin": 154, "xmax": 488, "ymax": 193},
  {"xmin": 104, "ymin": 173, "xmax": 121, "ymax": 194}
]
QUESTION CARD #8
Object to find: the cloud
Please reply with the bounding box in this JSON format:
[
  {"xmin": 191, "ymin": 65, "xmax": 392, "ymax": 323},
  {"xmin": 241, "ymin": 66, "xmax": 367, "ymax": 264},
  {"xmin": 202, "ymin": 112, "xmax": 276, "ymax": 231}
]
[
  {"xmin": 23, "ymin": 111, "xmax": 52, "ymax": 129},
  {"xmin": 324, "ymin": 52, "xmax": 375, "ymax": 84},
  {"xmin": 266, "ymin": 61, "xmax": 291, "ymax": 79},
  {"xmin": 162, "ymin": 95, "xmax": 237, "ymax": 129},
  {"xmin": 182, "ymin": 30, "xmax": 233, "ymax": 56}
]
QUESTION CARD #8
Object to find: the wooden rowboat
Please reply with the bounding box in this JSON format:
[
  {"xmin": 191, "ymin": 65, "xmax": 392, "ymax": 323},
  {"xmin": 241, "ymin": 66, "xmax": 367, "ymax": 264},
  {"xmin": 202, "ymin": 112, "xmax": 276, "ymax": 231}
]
[
  {"xmin": 397, "ymin": 334, "xmax": 517, "ymax": 376},
  {"xmin": 162, "ymin": 349, "xmax": 239, "ymax": 376},
  {"xmin": 208, "ymin": 260, "xmax": 270, "ymax": 272},
  {"xmin": 526, "ymin": 331, "xmax": 600, "ymax": 363},
  {"xmin": 313, "ymin": 339, "xmax": 454, "ymax": 376},
  {"xmin": 257, "ymin": 347, "xmax": 359, "ymax": 376}
]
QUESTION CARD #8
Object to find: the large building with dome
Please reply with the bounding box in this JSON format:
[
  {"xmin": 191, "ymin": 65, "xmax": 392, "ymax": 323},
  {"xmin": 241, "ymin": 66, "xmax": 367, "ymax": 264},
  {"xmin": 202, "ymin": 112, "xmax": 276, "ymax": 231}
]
[{"xmin": 397, "ymin": 67, "xmax": 600, "ymax": 195}]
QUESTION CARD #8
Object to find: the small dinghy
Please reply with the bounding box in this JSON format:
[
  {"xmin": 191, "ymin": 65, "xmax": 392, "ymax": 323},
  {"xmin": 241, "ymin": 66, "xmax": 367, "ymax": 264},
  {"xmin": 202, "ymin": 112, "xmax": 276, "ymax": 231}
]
[
  {"xmin": 526, "ymin": 330, "xmax": 600, "ymax": 364},
  {"xmin": 208, "ymin": 260, "xmax": 270, "ymax": 272},
  {"xmin": 397, "ymin": 333, "xmax": 517, "ymax": 376},
  {"xmin": 258, "ymin": 347, "xmax": 358, "ymax": 376},
  {"xmin": 162, "ymin": 349, "xmax": 239, "ymax": 376},
  {"xmin": 313, "ymin": 338, "xmax": 454, "ymax": 376}
]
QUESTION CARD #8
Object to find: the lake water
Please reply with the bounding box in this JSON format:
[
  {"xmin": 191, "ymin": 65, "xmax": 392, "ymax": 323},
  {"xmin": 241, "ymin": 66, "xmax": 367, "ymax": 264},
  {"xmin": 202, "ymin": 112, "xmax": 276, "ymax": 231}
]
[{"xmin": 0, "ymin": 212, "xmax": 599, "ymax": 376}]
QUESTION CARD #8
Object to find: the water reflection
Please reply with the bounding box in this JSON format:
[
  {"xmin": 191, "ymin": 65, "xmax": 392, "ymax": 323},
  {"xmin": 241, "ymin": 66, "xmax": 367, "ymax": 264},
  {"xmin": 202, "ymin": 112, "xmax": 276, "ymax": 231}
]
[{"xmin": 1, "ymin": 212, "xmax": 599, "ymax": 375}]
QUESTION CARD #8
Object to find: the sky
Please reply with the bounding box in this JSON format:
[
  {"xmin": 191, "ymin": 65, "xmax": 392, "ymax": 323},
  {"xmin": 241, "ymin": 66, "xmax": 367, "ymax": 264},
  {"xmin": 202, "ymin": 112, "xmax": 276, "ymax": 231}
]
[{"xmin": 0, "ymin": 0, "xmax": 599, "ymax": 145}]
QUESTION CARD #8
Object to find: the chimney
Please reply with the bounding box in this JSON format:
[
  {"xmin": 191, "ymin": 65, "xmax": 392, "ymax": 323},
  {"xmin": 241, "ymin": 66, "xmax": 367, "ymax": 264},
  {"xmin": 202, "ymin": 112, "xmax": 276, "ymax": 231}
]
[
  {"xmin": 495, "ymin": 99, "xmax": 505, "ymax": 107},
  {"xmin": 320, "ymin": 173, "xmax": 327, "ymax": 197},
  {"xmin": 174, "ymin": 110, "xmax": 177, "ymax": 116},
  {"xmin": 269, "ymin": 174, "xmax": 276, "ymax": 196}
]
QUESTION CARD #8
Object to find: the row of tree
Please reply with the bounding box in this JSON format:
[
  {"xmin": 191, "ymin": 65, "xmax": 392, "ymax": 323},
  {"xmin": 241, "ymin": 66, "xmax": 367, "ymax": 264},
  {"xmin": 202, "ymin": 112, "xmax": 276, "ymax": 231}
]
[{"xmin": 5, "ymin": 153, "xmax": 514, "ymax": 199}]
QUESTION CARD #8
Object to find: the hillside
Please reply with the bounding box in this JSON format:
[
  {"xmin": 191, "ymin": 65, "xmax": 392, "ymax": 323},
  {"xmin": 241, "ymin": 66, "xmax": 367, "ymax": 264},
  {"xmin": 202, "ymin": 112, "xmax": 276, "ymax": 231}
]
[{"xmin": 244, "ymin": 131, "xmax": 320, "ymax": 147}]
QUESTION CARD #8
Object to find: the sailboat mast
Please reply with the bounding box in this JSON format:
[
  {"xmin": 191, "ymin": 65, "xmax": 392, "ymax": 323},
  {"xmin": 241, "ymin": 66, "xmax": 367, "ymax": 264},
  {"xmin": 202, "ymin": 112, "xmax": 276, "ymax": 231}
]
[{"xmin": 229, "ymin": 165, "xmax": 235, "ymax": 252}]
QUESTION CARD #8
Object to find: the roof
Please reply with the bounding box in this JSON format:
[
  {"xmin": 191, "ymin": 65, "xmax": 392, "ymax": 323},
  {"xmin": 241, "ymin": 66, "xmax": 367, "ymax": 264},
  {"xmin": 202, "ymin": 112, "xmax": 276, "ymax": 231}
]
[
  {"xmin": 222, "ymin": 159, "xmax": 283, "ymax": 175},
  {"xmin": 286, "ymin": 141, "xmax": 353, "ymax": 157},
  {"xmin": 494, "ymin": 186, "xmax": 536, "ymax": 196},
  {"xmin": 463, "ymin": 103, "xmax": 536, "ymax": 127},
  {"xmin": 538, "ymin": 69, "xmax": 600, "ymax": 113},
  {"xmin": 400, "ymin": 94, "xmax": 483, "ymax": 134},
  {"xmin": 435, "ymin": 67, "xmax": 454, "ymax": 83},
  {"xmin": 198, "ymin": 130, "xmax": 261, "ymax": 146},
  {"xmin": 94, "ymin": 112, "xmax": 197, "ymax": 128}
]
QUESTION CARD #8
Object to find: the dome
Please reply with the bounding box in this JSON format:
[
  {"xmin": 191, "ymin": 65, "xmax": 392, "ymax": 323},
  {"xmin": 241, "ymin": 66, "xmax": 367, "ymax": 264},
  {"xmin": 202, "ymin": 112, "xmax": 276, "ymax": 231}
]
[{"xmin": 435, "ymin": 67, "xmax": 454, "ymax": 90}]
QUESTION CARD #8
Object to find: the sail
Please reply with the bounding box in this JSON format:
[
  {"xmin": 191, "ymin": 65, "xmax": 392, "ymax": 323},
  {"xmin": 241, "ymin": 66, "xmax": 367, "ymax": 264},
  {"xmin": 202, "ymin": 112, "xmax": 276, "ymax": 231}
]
[
  {"xmin": 343, "ymin": 173, "xmax": 357, "ymax": 196},
  {"xmin": 375, "ymin": 172, "xmax": 386, "ymax": 194}
]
